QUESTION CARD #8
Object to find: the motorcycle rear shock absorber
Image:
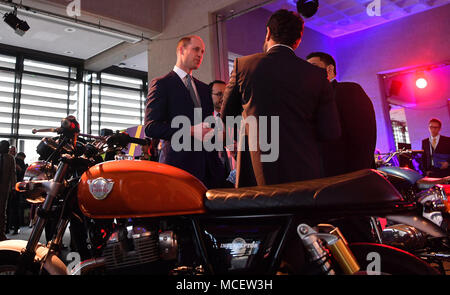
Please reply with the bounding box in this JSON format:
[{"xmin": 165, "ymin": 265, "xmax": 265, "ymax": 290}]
[{"xmin": 297, "ymin": 224, "xmax": 360, "ymax": 275}]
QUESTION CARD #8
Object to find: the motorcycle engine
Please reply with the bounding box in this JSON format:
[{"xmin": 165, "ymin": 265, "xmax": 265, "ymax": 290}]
[
  {"xmin": 417, "ymin": 185, "xmax": 449, "ymax": 228},
  {"xmin": 99, "ymin": 224, "xmax": 178, "ymax": 273},
  {"xmin": 382, "ymin": 224, "xmax": 427, "ymax": 251}
]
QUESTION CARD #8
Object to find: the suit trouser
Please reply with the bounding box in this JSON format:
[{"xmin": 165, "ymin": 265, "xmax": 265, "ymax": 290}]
[
  {"xmin": 7, "ymin": 191, "xmax": 20, "ymax": 231},
  {"xmin": 0, "ymin": 192, "xmax": 8, "ymax": 240}
]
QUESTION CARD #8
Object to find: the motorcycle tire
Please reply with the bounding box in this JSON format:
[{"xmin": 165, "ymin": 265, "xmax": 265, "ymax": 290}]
[
  {"xmin": 0, "ymin": 250, "xmax": 49, "ymax": 275},
  {"xmin": 349, "ymin": 243, "xmax": 441, "ymax": 275}
]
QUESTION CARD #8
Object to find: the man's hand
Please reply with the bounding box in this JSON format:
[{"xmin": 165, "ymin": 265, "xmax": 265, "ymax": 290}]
[
  {"xmin": 191, "ymin": 122, "xmax": 214, "ymax": 142},
  {"xmin": 440, "ymin": 161, "xmax": 449, "ymax": 169}
]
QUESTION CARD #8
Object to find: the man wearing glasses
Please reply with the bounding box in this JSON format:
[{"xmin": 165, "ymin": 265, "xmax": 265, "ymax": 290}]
[
  {"xmin": 421, "ymin": 118, "xmax": 450, "ymax": 177},
  {"xmin": 209, "ymin": 80, "xmax": 226, "ymax": 117},
  {"xmin": 208, "ymin": 80, "xmax": 235, "ymax": 182}
]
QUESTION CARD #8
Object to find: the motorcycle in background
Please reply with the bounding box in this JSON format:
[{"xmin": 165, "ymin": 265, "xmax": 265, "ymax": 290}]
[
  {"xmin": 0, "ymin": 116, "xmax": 445, "ymax": 275},
  {"xmin": 375, "ymin": 148, "xmax": 450, "ymax": 272}
]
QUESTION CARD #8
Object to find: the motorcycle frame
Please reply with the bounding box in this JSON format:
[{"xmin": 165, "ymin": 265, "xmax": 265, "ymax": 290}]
[{"xmin": 189, "ymin": 214, "xmax": 294, "ymax": 275}]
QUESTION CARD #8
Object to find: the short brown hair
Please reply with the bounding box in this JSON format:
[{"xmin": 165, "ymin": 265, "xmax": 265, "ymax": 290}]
[
  {"xmin": 306, "ymin": 52, "xmax": 337, "ymax": 75},
  {"xmin": 177, "ymin": 36, "xmax": 192, "ymax": 50},
  {"xmin": 429, "ymin": 118, "xmax": 442, "ymax": 128}
]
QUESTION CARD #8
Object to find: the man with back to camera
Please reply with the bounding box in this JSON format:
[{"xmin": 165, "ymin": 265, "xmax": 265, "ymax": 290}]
[
  {"xmin": 421, "ymin": 118, "xmax": 450, "ymax": 178},
  {"xmin": 306, "ymin": 52, "xmax": 377, "ymax": 177},
  {"xmin": 145, "ymin": 35, "xmax": 225, "ymax": 189},
  {"xmin": 307, "ymin": 52, "xmax": 379, "ymax": 244},
  {"xmin": 220, "ymin": 9, "xmax": 340, "ymax": 188}
]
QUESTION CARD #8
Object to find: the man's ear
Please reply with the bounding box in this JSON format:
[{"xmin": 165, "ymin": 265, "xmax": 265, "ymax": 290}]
[
  {"xmin": 327, "ymin": 64, "xmax": 335, "ymax": 77},
  {"xmin": 177, "ymin": 45, "xmax": 184, "ymax": 57},
  {"xmin": 265, "ymin": 27, "xmax": 271, "ymax": 42}
]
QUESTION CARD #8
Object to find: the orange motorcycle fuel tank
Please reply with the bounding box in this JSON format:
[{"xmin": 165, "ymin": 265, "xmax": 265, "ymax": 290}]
[{"xmin": 77, "ymin": 160, "xmax": 207, "ymax": 219}]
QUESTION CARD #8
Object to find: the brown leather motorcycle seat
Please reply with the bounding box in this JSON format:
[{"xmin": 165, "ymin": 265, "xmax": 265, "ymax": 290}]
[
  {"xmin": 416, "ymin": 176, "xmax": 450, "ymax": 190},
  {"xmin": 205, "ymin": 169, "xmax": 403, "ymax": 214}
]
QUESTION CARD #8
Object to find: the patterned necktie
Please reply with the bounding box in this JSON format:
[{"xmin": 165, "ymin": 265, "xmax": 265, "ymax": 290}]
[
  {"xmin": 185, "ymin": 75, "xmax": 201, "ymax": 108},
  {"xmin": 432, "ymin": 137, "xmax": 437, "ymax": 150}
]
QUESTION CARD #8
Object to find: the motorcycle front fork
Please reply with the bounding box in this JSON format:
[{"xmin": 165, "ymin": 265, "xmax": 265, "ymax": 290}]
[{"xmin": 15, "ymin": 162, "xmax": 69, "ymax": 275}]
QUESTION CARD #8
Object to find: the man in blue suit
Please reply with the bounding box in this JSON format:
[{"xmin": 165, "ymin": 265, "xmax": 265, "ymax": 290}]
[{"xmin": 145, "ymin": 35, "xmax": 226, "ymax": 188}]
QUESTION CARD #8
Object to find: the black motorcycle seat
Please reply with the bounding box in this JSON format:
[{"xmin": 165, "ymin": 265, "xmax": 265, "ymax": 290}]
[
  {"xmin": 205, "ymin": 169, "xmax": 403, "ymax": 214},
  {"xmin": 416, "ymin": 176, "xmax": 450, "ymax": 190}
]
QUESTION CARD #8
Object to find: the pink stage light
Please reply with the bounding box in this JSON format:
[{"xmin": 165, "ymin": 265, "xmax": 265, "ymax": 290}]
[{"xmin": 416, "ymin": 77, "xmax": 428, "ymax": 89}]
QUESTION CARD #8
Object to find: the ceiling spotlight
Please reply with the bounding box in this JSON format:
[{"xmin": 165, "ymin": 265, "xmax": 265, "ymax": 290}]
[
  {"xmin": 64, "ymin": 27, "xmax": 76, "ymax": 33},
  {"xmin": 64, "ymin": 50, "xmax": 74, "ymax": 55},
  {"xmin": 3, "ymin": 7, "xmax": 30, "ymax": 36},
  {"xmin": 296, "ymin": 0, "xmax": 319, "ymax": 18},
  {"xmin": 118, "ymin": 62, "xmax": 126, "ymax": 68}
]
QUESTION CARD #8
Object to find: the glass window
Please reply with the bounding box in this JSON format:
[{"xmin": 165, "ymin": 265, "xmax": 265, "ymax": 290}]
[
  {"xmin": 90, "ymin": 73, "xmax": 144, "ymax": 135},
  {"xmin": 19, "ymin": 138, "xmax": 43, "ymax": 163},
  {"xmin": 18, "ymin": 71, "xmax": 78, "ymax": 138},
  {"xmin": 0, "ymin": 52, "xmax": 147, "ymax": 159},
  {"xmin": 23, "ymin": 59, "xmax": 77, "ymax": 79},
  {"xmin": 0, "ymin": 68, "xmax": 15, "ymax": 135},
  {"xmin": 228, "ymin": 52, "xmax": 241, "ymax": 76},
  {"xmin": 0, "ymin": 54, "xmax": 16, "ymax": 70}
]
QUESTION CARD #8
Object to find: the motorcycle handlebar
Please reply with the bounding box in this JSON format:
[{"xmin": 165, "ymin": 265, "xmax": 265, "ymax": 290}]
[
  {"xmin": 106, "ymin": 132, "xmax": 148, "ymax": 148},
  {"xmin": 32, "ymin": 128, "xmax": 60, "ymax": 134},
  {"xmin": 128, "ymin": 136, "xmax": 147, "ymax": 146}
]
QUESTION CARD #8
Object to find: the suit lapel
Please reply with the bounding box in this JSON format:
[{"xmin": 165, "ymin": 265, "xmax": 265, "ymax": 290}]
[{"xmin": 170, "ymin": 71, "xmax": 196, "ymax": 108}]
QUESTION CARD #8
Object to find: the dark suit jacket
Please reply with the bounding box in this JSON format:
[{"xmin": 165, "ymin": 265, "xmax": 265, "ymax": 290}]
[
  {"xmin": 221, "ymin": 46, "xmax": 341, "ymax": 187},
  {"xmin": 145, "ymin": 71, "xmax": 225, "ymax": 188},
  {"xmin": 321, "ymin": 80, "xmax": 377, "ymax": 177},
  {"xmin": 0, "ymin": 153, "xmax": 16, "ymax": 198},
  {"xmin": 421, "ymin": 135, "xmax": 450, "ymax": 177}
]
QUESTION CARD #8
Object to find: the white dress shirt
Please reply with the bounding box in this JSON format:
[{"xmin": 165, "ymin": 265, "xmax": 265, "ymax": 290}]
[
  {"xmin": 266, "ymin": 43, "xmax": 295, "ymax": 53},
  {"xmin": 173, "ymin": 65, "xmax": 200, "ymax": 104}
]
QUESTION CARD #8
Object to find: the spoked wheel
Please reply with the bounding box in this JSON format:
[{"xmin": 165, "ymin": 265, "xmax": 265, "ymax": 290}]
[
  {"xmin": 0, "ymin": 250, "xmax": 48, "ymax": 275},
  {"xmin": 0, "ymin": 265, "xmax": 16, "ymax": 275}
]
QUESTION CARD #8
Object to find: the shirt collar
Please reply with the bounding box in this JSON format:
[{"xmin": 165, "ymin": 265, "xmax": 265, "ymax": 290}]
[
  {"xmin": 431, "ymin": 134, "xmax": 440, "ymax": 141},
  {"xmin": 173, "ymin": 65, "xmax": 190, "ymax": 81},
  {"xmin": 266, "ymin": 43, "xmax": 294, "ymax": 53}
]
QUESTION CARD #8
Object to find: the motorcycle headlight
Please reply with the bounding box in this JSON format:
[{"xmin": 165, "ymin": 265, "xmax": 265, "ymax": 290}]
[
  {"xmin": 18, "ymin": 161, "xmax": 56, "ymax": 203},
  {"xmin": 24, "ymin": 161, "xmax": 56, "ymax": 181}
]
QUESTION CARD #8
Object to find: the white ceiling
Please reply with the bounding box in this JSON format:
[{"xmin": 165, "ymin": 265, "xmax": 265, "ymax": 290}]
[
  {"xmin": 264, "ymin": 0, "xmax": 450, "ymax": 38},
  {"xmin": 119, "ymin": 51, "xmax": 148, "ymax": 72},
  {"xmin": 0, "ymin": 5, "xmax": 127, "ymax": 60},
  {"xmin": 0, "ymin": 0, "xmax": 448, "ymax": 73}
]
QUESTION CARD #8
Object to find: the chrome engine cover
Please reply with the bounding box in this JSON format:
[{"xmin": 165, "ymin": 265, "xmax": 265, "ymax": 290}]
[
  {"xmin": 101, "ymin": 226, "xmax": 159, "ymax": 271},
  {"xmin": 382, "ymin": 224, "xmax": 427, "ymax": 251}
]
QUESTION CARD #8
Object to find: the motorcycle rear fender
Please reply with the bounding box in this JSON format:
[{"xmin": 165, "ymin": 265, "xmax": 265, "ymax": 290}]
[
  {"xmin": 0, "ymin": 240, "xmax": 68, "ymax": 275},
  {"xmin": 385, "ymin": 214, "xmax": 446, "ymax": 238}
]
